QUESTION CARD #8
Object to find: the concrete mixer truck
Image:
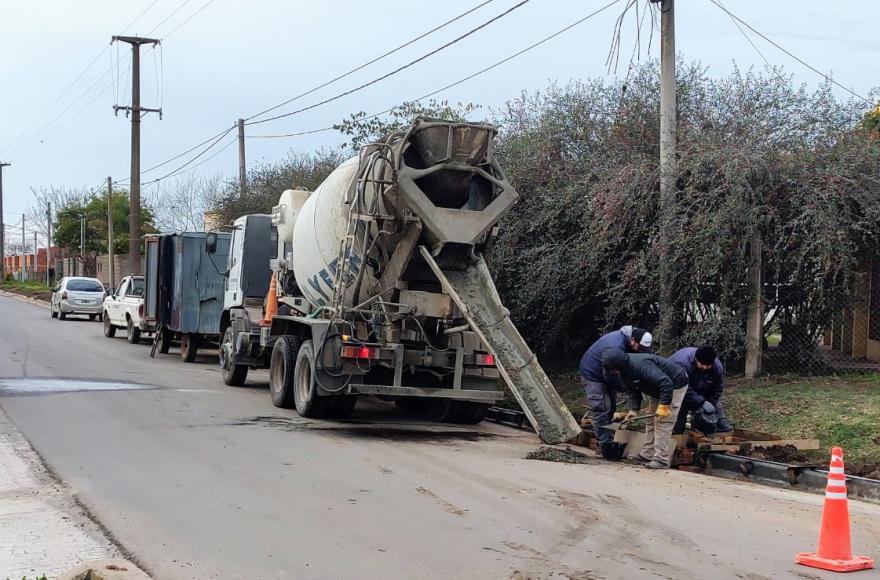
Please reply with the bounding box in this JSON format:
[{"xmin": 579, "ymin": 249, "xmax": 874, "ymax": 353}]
[{"xmin": 219, "ymin": 118, "xmax": 580, "ymax": 444}]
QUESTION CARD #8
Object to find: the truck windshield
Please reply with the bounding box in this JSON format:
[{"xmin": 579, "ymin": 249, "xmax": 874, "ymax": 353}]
[{"xmin": 67, "ymin": 279, "xmax": 104, "ymax": 292}]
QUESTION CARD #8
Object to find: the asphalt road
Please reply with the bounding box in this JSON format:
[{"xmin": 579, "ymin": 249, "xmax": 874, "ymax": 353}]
[{"xmin": 1, "ymin": 293, "xmax": 878, "ymax": 580}]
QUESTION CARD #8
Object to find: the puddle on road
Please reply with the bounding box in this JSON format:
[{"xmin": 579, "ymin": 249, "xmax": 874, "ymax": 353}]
[
  {"xmin": 223, "ymin": 415, "xmax": 498, "ymax": 443},
  {"xmin": 0, "ymin": 378, "xmax": 157, "ymax": 396}
]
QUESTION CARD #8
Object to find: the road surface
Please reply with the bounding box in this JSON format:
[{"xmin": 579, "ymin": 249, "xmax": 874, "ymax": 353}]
[{"xmin": 0, "ymin": 293, "xmax": 878, "ymax": 580}]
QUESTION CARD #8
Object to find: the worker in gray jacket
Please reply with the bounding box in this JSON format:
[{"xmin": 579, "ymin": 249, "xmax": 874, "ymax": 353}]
[{"xmin": 601, "ymin": 348, "xmax": 689, "ymax": 469}]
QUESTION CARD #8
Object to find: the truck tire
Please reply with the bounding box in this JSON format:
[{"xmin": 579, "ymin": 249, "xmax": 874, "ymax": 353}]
[
  {"xmin": 292, "ymin": 339, "xmax": 330, "ymax": 418},
  {"xmin": 427, "ymin": 399, "xmax": 467, "ymax": 423},
  {"xmin": 158, "ymin": 328, "xmax": 172, "ymax": 354},
  {"xmin": 126, "ymin": 317, "xmax": 141, "ymax": 344},
  {"xmin": 180, "ymin": 334, "xmax": 200, "ymax": 362},
  {"xmin": 220, "ymin": 327, "xmax": 249, "ymax": 386},
  {"xmin": 270, "ymin": 336, "xmax": 299, "ymax": 409},
  {"xmin": 103, "ymin": 312, "xmax": 116, "ymax": 337},
  {"xmin": 457, "ymin": 402, "xmax": 490, "ymax": 425}
]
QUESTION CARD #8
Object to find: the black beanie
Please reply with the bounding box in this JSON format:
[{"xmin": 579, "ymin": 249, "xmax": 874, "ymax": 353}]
[{"xmin": 695, "ymin": 346, "xmax": 717, "ymax": 366}]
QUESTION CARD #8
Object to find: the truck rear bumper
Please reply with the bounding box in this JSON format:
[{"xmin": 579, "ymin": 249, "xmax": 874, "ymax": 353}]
[{"xmin": 345, "ymin": 384, "xmax": 503, "ymax": 402}]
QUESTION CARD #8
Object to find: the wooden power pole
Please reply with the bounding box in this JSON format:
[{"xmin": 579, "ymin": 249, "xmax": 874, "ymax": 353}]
[
  {"xmin": 0, "ymin": 162, "xmax": 8, "ymax": 280},
  {"xmin": 107, "ymin": 177, "xmax": 115, "ymax": 288},
  {"xmin": 238, "ymin": 118, "xmax": 247, "ymax": 196},
  {"xmin": 112, "ymin": 35, "xmax": 161, "ymax": 275}
]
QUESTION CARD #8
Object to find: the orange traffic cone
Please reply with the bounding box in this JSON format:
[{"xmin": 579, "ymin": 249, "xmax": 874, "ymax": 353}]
[
  {"xmin": 261, "ymin": 273, "xmax": 278, "ymax": 326},
  {"xmin": 796, "ymin": 447, "xmax": 874, "ymax": 572}
]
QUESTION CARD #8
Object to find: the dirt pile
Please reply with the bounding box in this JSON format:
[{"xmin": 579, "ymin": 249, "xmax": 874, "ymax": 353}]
[{"xmin": 748, "ymin": 444, "xmax": 810, "ymax": 464}]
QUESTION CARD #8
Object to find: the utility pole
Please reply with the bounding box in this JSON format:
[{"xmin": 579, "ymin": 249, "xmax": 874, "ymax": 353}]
[
  {"xmin": 237, "ymin": 118, "xmax": 247, "ymax": 196},
  {"xmin": 33, "ymin": 231, "xmax": 37, "ymax": 282},
  {"xmin": 112, "ymin": 35, "xmax": 161, "ymax": 275},
  {"xmin": 655, "ymin": 0, "xmax": 677, "ymax": 351},
  {"xmin": 0, "ymin": 162, "xmax": 8, "ymax": 280},
  {"xmin": 107, "ymin": 177, "xmax": 115, "ymax": 288},
  {"xmin": 46, "ymin": 201, "xmax": 52, "ymax": 284},
  {"xmin": 21, "ymin": 214, "xmax": 25, "ymax": 278},
  {"xmin": 80, "ymin": 215, "xmax": 85, "ymax": 258}
]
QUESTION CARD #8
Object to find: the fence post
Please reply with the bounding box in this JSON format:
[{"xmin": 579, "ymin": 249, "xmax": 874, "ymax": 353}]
[{"xmin": 745, "ymin": 231, "xmax": 763, "ymax": 379}]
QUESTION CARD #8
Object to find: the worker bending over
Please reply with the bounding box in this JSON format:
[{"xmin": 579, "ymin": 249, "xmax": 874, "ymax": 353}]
[
  {"xmin": 578, "ymin": 326, "xmax": 653, "ymax": 461},
  {"xmin": 669, "ymin": 346, "xmax": 733, "ymax": 435},
  {"xmin": 601, "ymin": 348, "xmax": 688, "ymax": 469}
]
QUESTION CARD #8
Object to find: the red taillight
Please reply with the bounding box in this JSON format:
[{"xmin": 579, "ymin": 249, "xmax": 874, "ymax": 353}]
[
  {"xmin": 341, "ymin": 345, "xmax": 379, "ymax": 360},
  {"xmin": 61, "ymin": 291, "xmax": 68, "ymax": 300},
  {"xmin": 475, "ymin": 353, "xmax": 495, "ymax": 366},
  {"xmin": 138, "ymin": 303, "xmax": 144, "ymax": 317}
]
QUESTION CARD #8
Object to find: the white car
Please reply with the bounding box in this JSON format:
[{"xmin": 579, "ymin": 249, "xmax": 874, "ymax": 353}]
[
  {"xmin": 50, "ymin": 277, "xmax": 106, "ymax": 321},
  {"xmin": 102, "ymin": 274, "xmax": 152, "ymax": 343}
]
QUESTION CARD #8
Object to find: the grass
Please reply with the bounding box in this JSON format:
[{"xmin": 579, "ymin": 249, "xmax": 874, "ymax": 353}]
[
  {"xmin": 0, "ymin": 279, "xmax": 50, "ymax": 292},
  {"xmin": 522, "ymin": 370, "xmax": 880, "ymax": 477},
  {"xmin": 724, "ymin": 374, "xmax": 880, "ymax": 476}
]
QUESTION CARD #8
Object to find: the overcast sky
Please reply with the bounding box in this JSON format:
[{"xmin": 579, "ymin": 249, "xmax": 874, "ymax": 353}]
[{"xmin": 0, "ymin": 0, "xmax": 875, "ymax": 238}]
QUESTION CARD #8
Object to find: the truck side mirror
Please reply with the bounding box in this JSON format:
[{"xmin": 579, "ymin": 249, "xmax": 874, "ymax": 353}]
[{"xmin": 206, "ymin": 232, "xmax": 218, "ymax": 254}]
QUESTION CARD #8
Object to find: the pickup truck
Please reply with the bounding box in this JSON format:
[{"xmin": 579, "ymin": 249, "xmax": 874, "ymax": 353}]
[{"xmin": 102, "ymin": 274, "xmax": 154, "ymax": 343}]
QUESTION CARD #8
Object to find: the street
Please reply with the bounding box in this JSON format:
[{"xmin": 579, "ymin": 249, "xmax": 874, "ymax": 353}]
[{"xmin": 1, "ymin": 293, "xmax": 878, "ymax": 580}]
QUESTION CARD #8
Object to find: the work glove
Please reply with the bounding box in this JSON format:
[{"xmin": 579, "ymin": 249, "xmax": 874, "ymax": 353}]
[
  {"xmin": 701, "ymin": 401, "xmax": 716, "ymax": 414},
  {"xmin": 600, "ymin": 441, "xmax": 628, "ymax": 461},
  {"xmin": 612, "ymin": 411, "xmax": 628, "ymax": 422},
  {"xmin": 655, "ymin": 404, "xmax": 672, "ymax": 419},
  {"xmin": 623, "ymin": 410, "xmax": 639, "ymax": 421}
]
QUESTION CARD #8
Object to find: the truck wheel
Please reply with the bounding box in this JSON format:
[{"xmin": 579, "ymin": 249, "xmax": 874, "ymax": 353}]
[
  {"xmin": 103, "ymin": 312, "xmax": 116, "ymax": 338},
  {"xmin": 220, "ymin": 327, "xmax": 249, "ymax": 386},
  {"xmin": 269, "ymin": 336, "xmax": 299, "ymax": 409},
  {"xmin": 180, "ymin": 334, "xmax": 200, "ymax": 362},
  {"xmin": 292, "ymin": 339, "xmax": 330, "ymax": 418},
  {"xmin": 158, "ymin": 329, "xmax": 172, "ymax": 354},
  {"xmin": 458, "ymin": 402, "xmax": 490, "ymax": 424},
  {"xmin": 426, "ymin": 399, "xmax": 466, "ymax": 423},
  {"xmin": 126, "ymin": 317, "xmax": 141, "ymax": 344}
]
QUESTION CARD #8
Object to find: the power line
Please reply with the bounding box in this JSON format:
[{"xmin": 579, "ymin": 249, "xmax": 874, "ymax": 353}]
[
  {"xmin": 137, "ymin": 126, "xmax": 235, "ymax": 186},
  {"xmin": 245, "ymin": 0, "xmax": 533, "ymax": 126},
  {"xmin": 244, "ymin": 0, "xmax": 497, "ymax": 123},
  {"xmin": 708, "ymin": 0, "xmax": 871, "ymax": 104},
  {"xmin": 162, "ymin": 0, "xmax": 221, "ymax": 39},
  {"xmin": 714, "ymin": 0, "xmax": 768, "ymax": 66},
  {"xmin": 0, "ymin": 1, "xmax": 162, "ymax": 157},
  {"xmin": 246, "ymin": 0, "xmax": 623, "ymax": 139},
  {"xmin": 147, "ymin": 0, "xmax": 195, "ymax": 35}
]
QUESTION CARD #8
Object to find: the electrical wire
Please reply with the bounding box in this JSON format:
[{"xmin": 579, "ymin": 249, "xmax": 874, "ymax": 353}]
[
  {"xmin": 707, "ymin": 0, "xmax": 871, "ymax": 104},
  {"xmin": 162, "ymin": 0, "xmax": 221, "ymax": 39},
  {"xmin": 121, "ymin": 0, "xmax": 163, "ymax": 33},
  {"xmin": 245, "ymin": 0, "xmax": 533, "ymax": 126},
  {"xmin": 139, "ymin": 127, "xmax": 236, "ymax": 185},
  {"xmin": 246, "ymin": 0, "xmax": 623, "ymax": 139},
  {"xmin": 244, "ymin": 0, "xmax": 497, "ymax": 123},
  {"xmin": 147, "ymin": 0, "xmax": 195, "ymax": 35},
  {"xmin": 714, "ymin": 0, "xmax": 768, "ymax": 66}
]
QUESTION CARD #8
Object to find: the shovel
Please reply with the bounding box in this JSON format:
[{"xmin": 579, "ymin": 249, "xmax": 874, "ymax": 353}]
[{"xmin": 599, "ymin": 413, "xmax": 656, "ymax": 431}]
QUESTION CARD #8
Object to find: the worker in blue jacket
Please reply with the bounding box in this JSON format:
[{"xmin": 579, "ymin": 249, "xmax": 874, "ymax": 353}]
[
  {"xmin": 669, "ymin": 345, "xmax": 733, "ymax": 435},
  {"xmin": 578, "ymin": 325, "xmax": 653, "ymax": 460}
]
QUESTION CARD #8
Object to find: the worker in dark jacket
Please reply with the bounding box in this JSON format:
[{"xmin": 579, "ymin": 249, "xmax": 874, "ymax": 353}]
[
  {"xmin": 578, "ymin": 326, "xmax": 653, "ymax": 460},
  {"xmin": 601, "ymin": 348, "xmax": 688, "ymax": 469},
  {"xmin": 670, "ymin": 346, "xmax": 732, "ymax": 434}
]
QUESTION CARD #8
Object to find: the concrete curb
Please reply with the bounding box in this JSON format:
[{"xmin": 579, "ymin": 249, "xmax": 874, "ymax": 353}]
[
  {"xmin": 0, "ymin": 288, "xmax": 50, "ymax": 308},
  {"xmin": 58, "ymin": 559, "xmax": 151, "ymax": 580}
]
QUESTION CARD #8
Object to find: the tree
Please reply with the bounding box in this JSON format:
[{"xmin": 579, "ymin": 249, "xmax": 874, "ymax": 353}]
[
  {"xmin": 490, "ymin": 61, "xmax": 880, "ymax": 370},
  {"xmin": 334, "ymin": 99, "xmax": 481, "ymax": 150},
  {"xmin": 149, "ymin": 173, "xmax": 223, "ymax": 232},
  {"xmin": 53, "ymin": 190, "xmax": 156, "ymax": 276}
]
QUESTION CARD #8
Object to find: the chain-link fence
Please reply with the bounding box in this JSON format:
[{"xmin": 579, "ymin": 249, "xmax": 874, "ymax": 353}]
[{"xmin": 759, "ymin": 258, "xmax": 880, "ymax": 375}]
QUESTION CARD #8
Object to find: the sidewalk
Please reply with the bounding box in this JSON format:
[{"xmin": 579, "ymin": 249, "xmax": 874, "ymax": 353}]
[{"xmin": 0, "ymin": 407, "xmax": 120, "ymax": 578}]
